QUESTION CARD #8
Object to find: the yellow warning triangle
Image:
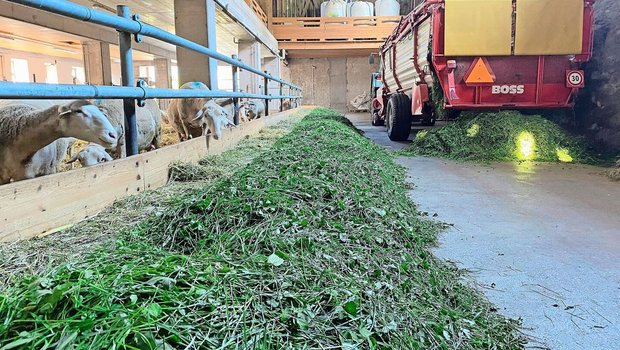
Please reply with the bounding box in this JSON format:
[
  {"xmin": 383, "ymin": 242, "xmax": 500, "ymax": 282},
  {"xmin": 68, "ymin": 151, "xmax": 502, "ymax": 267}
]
[{"xmin": 465, "ymin": 58, "xmax": 495, "ymax": 84}]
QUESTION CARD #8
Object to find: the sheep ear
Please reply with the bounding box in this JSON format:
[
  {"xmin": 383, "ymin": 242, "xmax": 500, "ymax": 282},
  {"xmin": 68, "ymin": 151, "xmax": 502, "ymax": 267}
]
[
  {"xmin": 193, "ymin": 108, "xmax": 205, "ymax": 121},
  {"xmin": 98, "ymin": 106, "xmax": 110, "ymax": 116},
  {"xmin": 58, "ymin": 105, "xmax": 72, "ymax": 118}
]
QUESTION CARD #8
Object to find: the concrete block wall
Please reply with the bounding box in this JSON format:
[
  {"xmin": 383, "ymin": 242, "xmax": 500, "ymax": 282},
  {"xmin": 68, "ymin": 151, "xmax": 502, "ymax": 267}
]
[{"xmin": 288, "ymin": 56, "xmax": 378, "ymax": 112}]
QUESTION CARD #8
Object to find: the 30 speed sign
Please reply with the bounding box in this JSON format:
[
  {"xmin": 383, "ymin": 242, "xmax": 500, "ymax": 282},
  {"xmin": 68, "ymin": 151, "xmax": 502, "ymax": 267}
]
[{"xmin": 566, "ymin": 70, "xmax": 585, "ymax": 88}]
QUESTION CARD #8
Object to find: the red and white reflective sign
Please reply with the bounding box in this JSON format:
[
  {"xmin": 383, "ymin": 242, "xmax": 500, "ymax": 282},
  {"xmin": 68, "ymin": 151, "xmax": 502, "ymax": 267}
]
[{"xmin": 566, "ymin": 70, "xmax": 585, "ymax": 88}]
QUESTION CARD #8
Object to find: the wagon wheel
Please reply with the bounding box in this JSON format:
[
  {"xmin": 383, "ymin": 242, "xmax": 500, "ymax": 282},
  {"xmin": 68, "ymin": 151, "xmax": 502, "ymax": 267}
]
[{"xmin": 386, "ymin": 94, "xmax": 412, "ymax": 141}]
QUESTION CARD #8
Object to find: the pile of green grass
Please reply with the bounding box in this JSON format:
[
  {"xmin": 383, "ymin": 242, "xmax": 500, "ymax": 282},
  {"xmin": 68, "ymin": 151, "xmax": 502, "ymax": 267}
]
[
  {"xmin": 405, "ymin": 111, "xmax": 595, "ymax": 163},
  {"xmin": 0, "ymin": 113, "xmax": 305, "ymax": 290},
  {"xmin": 0, "ymin": 108, "xmax": 524, "ymax": 349}
]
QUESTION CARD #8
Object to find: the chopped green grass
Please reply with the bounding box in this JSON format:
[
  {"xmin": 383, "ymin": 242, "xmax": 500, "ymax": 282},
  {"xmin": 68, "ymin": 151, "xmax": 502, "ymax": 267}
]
[
  {"xmin": 403, "ymin": 111, "xmax": 598, "ymax": 163},
  {"xmin": 0, "ymin": 112, "xmax": 305, "ymax": 290},
  {"xmin": 0, "ymin": 108, "xmax": 525, "ymax": 349}
]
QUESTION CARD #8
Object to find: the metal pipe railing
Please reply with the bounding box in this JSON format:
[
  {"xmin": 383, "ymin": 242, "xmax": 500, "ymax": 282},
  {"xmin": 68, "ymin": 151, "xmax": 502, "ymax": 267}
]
[
  {"xmin": 0, "ymin": 82, "xmax": 299, "ymax": 100},
  {"xmin": 117, "ymin": 5, "xmax": 138, "ymax": 156},
  {"xmin": 231, "ymin": 54, "xmax": 240, "ymax": 126},
  {"xmin": 7, "ymin": 0, "xmax": 301, "ymax": 90},
  {"xmin": 2, "ymin": 0, "xmax": 302, "ymax": 156},
  {"xmin": 263, "ymin": 72, "xmax": 269, "ymax": 117}
]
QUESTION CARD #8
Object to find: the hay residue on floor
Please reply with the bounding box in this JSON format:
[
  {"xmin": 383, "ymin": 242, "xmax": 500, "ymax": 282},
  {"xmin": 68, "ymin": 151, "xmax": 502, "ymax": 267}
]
[
  {"xmin": 160, "ymin": 121, "xmax": 179, "ymax": 147},
  {"xmin": 0, "ymin": 111, "xmax": 307, "ymax": 290}
]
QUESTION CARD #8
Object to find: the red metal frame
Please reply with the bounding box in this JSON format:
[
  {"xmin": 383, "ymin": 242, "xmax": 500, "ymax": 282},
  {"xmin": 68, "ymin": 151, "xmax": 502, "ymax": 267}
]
[{"xmin": 373, "ymin": 0, "xmax": 596, "ymax": 117}]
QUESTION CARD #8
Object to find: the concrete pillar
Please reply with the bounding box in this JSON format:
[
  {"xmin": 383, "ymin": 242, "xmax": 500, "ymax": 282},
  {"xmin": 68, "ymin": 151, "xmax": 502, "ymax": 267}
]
[
  {"xmin": 173, "ymin": 0, "xmax": 218, "ymax": 89},
  {"xmin": 238, "ymin": 40, "xmax": 262, "ymax": 94},
  {"xmin": 81, "ymin": 40, "xmax": 112, "ymax": 85},
  {"xmin": 154, "ymin": 58, "xmax": 172, "ymax": 88}
]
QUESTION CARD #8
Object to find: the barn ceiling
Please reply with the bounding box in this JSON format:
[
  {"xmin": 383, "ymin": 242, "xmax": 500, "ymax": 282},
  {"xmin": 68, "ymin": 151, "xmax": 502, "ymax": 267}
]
[{"xmin": 0, "ymin": 0, "xmax": 264, "ymax": 61}]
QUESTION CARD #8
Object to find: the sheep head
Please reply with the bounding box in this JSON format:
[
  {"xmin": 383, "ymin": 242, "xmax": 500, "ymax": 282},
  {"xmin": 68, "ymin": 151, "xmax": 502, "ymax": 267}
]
[
  {"xmin": 194, "ymin": 100, "xmax": 234, "ymax": 140},
  {"xmin": 58, "ymin": 100, "xmax": 118, "ymax": 149},
  {"xmin": 67, "ymin": 143, "xmax": 113, "ymax": 167}
]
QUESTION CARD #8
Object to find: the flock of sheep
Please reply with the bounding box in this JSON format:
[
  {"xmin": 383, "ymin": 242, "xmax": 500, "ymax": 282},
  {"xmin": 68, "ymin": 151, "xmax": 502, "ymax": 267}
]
[{"xmin": 0, "ymin": 81, "xmax": 281, "ymax": 185}]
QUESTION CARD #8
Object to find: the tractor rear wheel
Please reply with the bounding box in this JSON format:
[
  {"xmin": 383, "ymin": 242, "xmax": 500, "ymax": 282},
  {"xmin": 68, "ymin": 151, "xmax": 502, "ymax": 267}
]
[{"xmin": 386, "ymin": 94, "xmax": 412, "ymax": 141}]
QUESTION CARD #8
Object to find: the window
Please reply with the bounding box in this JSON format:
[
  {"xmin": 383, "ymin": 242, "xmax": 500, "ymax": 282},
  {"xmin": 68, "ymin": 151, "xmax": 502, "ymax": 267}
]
[
  {"xmin": 217, "ymin": 65, "xmax": 233, "ymax": 92},
  {"xmin": 10, "ymin": 58, "xmax": 29, "ymax": 82},
  {"xmin": 71, "ymin": 66, "xmax": 85, "ymax": 84},
  {"xmin": 171, "ymin": 66, "xmax": 179, "ymax": 89},
  {"xmin": 138, "ymin": 65, "xmax": 156, "ymax": 85},
  {"xmin": 45, "ymin": 63, "xmax": 58, "ymax": 84}
]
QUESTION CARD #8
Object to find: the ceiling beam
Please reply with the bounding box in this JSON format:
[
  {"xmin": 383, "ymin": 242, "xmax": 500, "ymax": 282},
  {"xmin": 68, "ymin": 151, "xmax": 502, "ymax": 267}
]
[
  {"xmin": 214, "ymin": 0, "xmax": 279, "ymax": 55},
  {"xmin": 278, "ymin": 41, "xmax": 383, "ymax": 58}
]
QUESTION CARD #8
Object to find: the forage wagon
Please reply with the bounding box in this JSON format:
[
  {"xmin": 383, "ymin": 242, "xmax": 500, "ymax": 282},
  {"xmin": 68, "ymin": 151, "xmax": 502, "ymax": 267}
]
[{"xmin": 369, "ymin": 0, "xmax": 596, "ymax": 140}]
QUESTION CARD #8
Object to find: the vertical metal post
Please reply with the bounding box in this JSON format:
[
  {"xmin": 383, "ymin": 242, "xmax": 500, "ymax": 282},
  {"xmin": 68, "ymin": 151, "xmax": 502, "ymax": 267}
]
[
  {"xmin": 279, "ymin": 82, "xmax": 283, "ymax": 112},
  {"xmin": 232, "ymin": 54, "xmax": 240, "ymax": 125},
  {"xmin": 288, "ymin": 86, "xmax": 292, "ymax": 109},
  {"xmin": 263, "ymin": 71, "xmax": 269, "ymax": 117},
  {"xmin": 117, "ymin": 5, "xmax": 138, "ymax": 156}
]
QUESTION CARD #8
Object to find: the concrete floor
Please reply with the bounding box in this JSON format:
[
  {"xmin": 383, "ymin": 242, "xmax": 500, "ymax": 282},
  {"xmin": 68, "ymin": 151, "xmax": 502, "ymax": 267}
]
[{"xmin": 346, "ymin": 112, "xmax": 620, "ymax": 350}]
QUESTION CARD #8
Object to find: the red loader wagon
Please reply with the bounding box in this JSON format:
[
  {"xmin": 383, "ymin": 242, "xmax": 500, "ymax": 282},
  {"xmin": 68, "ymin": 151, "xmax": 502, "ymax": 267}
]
[{"xmin": 370, "ymin": 0, "xmax": 596, "ymax": 141}]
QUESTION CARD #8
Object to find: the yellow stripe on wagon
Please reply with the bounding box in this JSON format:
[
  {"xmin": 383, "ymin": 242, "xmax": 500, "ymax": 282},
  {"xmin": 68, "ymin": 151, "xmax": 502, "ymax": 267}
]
[{"xmin": 444, "ymin": 0, "xmax": 513, "ymax": 56}]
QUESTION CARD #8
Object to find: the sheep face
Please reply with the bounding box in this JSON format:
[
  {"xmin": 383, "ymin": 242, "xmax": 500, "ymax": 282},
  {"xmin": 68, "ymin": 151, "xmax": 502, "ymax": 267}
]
[
  {"xmin": 68, "ymin": 144, "xmax": 113, "ymax": 167},
  {"xmin": 58, "ymin": 101, "xmax": 118, "ymax": 149},
  {"xmin": 195, "ymin": 101, "xmax": 234, "ymax": 140}
]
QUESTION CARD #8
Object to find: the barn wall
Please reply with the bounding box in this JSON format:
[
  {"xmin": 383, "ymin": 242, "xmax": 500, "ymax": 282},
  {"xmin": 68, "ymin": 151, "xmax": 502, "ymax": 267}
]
[{"xmin": 288, "ymin": 56, "xmax": 378, "ymax": 112}]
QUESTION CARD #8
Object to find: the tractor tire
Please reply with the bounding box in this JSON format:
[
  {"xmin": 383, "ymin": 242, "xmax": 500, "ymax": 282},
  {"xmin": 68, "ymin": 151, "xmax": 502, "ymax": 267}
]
[
  {"xmin": 386, "ymin": 94, "xmax": 412, "ymax": 141},
  {"xmin": 371, "ymin": 110, "xmax": 384, "ymax": 126}
]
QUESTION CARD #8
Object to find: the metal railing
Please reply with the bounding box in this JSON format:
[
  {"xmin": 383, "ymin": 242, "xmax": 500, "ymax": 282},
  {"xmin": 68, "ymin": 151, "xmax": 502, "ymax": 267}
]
[{"xmin": 0, "ymin": 0, "xmax": 302, "ymax": 155}]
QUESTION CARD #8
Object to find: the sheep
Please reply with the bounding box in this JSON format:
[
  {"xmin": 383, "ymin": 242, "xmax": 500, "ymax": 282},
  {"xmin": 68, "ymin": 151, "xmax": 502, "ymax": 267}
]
[
  {"xmin": 95, "ymin": 99, "xmax": 162, "ymax": 158},
  {"xmin": 241, "ymin": 99, "xmax": 266, "ymax": 120},
  {"xmin": 0, "ymin": 100, "xmax": 81, "ymax": 177},
  {"xmin": 0, "ymin": 100, "xmax": 118, "ymax": 184},
  {"xmin": 194, "ymin": 100, "xmax": 235, "ymax": 140},
  {"xmin": 27, "ymin": 137, "xmax": 76, "ymax": 176},
  {"xmin": 165, "ymin": 82, "xmax": 210, "ymax": 141},
  {"xmin": 67, "ymin": 143, "xmax": 113, "ymax": 167},
  {"xmin": 164, "ymin": 82, "xmax": 233, "ymax": 141}
]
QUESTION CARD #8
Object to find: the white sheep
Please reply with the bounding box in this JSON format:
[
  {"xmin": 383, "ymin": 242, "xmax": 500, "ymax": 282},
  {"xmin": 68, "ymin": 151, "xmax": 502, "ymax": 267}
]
[
  {"xmin": 67, "ymin": 143, "xmax": 113, "ymax": 167},
  {"xmin": 194, "ymin": 100, "xmax": 235, "ymax": 140},
  {"xmin": 95, "ymin": 99, "xmax": 162, "ymax": 158},
  {"xmin": 27, "ymin": 137, "xmax": 76, "ymax": 176},
  {"xmin": 0, "ymin": 100, "xmax": 118, "ymax": 184},
  {"xmin": 164, "ymin": 82, "xmax": 233, "ymax": 141},
  {"xmin": 165, "ymin": 82, "xmax": 210, "ymax": 141},
  {"xmin": 241, "ymin": 99, "xmax": 266, "ymax": 120}
]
